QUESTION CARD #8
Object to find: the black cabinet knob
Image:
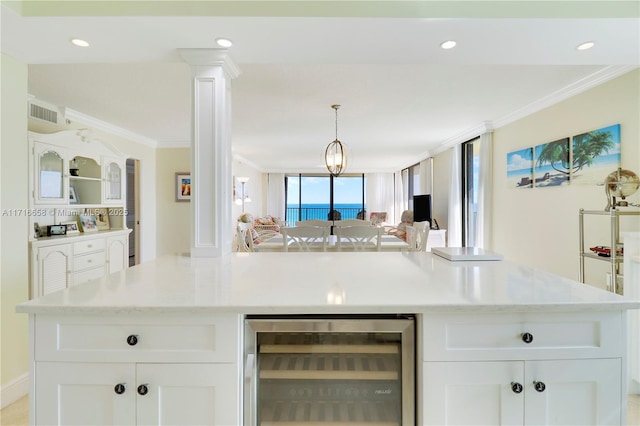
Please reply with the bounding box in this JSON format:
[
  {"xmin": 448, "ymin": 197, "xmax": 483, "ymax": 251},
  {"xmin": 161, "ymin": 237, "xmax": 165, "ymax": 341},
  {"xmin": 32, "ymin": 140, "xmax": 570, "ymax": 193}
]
[
  {"xmin": 510, "ymin": 382, "xmax": 523, "ymax": 394},
  {"xmin": 126, "ymin": 334, "xmax": 139, "ymax": 346},
  {"xmin": 521, "ymin": 332, "xmax": 533, "ymax": 344},
  {"xmin": 534, "ymin": 381, "xmax": 546, "ymax": 392},
  {"xmin": 137, "ymin": 384, "xmax": 149, "ymax": 395},
  {"xmin": 114, "ymin": 383, "xmax": 127, "ymax": 394}
]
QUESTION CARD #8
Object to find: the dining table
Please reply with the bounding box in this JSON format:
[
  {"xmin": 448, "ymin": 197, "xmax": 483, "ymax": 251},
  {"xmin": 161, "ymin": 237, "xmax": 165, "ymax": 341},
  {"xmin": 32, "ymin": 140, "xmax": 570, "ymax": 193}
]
[{"xmin": 253, "ymin": 233, "xmax": 411, "ymax": 252}]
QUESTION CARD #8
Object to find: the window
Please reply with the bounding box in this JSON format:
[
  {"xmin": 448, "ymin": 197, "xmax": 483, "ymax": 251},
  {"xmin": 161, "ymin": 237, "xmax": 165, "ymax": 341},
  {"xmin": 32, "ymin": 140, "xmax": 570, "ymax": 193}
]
[
  {"xmin": 462, "ymin": 137, "xmax": 480, "ymax": 246},
  {"xmin": 285, "ymin": 174, "xmax": 366, "ymax": 226}
]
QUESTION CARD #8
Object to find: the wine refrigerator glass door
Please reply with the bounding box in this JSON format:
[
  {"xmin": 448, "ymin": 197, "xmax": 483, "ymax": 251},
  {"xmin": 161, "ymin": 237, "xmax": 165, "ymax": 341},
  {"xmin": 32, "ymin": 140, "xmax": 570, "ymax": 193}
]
[{"xmin": 244, "ymin": 317, "xmax": 415, "ymax": 426}]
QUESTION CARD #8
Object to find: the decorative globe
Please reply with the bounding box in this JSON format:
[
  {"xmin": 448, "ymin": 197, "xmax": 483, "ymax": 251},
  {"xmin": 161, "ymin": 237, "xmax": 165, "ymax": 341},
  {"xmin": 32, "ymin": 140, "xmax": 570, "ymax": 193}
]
[{"xmin": 605, "ymin": 168, "xmax": 640, "ymax": 198}]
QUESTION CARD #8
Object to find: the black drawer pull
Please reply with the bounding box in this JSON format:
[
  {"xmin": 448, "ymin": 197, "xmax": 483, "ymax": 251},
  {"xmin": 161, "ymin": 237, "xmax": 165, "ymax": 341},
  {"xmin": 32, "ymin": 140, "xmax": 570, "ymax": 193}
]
[
  {"xmin": 127, "ymin": 334, "xmax": 139, "ymax": 346},
  {"xmin": 510, "ymin": 382, "xmax": 523, "ymax": 394},
  {"xmin": 534, "ymin": 381, "xmax": 546, "ymax": 392},
  {"xmin": 521, "ymin": 332, "xmax": 533, "ymax": 344},
  {"xmin": 137, "ymin": 384, "xmax": 149, "ymax": 395},
  {"xmin": 114, "ymin": 383, "xmax": 127, "ymax": 394}
]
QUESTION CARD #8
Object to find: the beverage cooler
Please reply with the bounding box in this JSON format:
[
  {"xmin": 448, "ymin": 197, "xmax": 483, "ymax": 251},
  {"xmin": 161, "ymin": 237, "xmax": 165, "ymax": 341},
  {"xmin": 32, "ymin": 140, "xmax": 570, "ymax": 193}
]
[{"xmin": 244, "ymin": 315, "xmax": 415, "ymax": 425}]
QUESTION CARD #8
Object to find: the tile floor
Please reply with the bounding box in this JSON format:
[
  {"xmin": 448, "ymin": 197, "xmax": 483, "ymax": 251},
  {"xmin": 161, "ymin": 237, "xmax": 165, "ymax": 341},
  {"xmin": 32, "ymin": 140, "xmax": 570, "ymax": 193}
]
[{"xmin": 1, "ymin": 393, "xmax": 639, "ymax": 425}]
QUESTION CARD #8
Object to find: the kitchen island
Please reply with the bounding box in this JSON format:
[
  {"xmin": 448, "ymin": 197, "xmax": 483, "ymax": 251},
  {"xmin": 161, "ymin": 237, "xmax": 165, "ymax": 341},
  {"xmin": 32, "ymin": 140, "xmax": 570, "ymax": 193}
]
[{"xmin": 17, "ymin": 252, "xmax": 640, "ymax": 425}]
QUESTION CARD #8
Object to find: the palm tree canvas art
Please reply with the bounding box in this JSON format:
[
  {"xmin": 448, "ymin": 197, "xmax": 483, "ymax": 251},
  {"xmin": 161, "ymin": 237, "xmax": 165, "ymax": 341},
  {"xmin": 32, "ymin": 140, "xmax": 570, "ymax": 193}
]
[
  {"xmin": 534, "ymin": 138, "xmax": 570, "ymax": 188},
  {"xmin": 507, "ymin": 147, "xmax": 534, "ymax": 188},
  {"xmin": 572, "ymin": 124, "xmax": 621, "ymax": 184}
]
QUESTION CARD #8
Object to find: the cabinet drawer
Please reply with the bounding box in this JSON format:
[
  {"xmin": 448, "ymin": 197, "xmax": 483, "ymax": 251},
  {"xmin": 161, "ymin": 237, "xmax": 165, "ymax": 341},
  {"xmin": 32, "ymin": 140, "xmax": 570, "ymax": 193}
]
[
  {"xmin": 73, "ymin": 239, "xmax": 105, "ymax": 255},
  {"xmin": 73, "ymin": 252, "xmax": 105, "ymax": 272},
  {"xmin": 35, "ymin": 314, "xmax": 239, "ymax": 363},
  {"xmin": 422, "ymin": 312, "xmax": 622, "ymax": 361},
  {"xmin": 72, "ymin": 266, "xmax": 105, "ymax": 286}
]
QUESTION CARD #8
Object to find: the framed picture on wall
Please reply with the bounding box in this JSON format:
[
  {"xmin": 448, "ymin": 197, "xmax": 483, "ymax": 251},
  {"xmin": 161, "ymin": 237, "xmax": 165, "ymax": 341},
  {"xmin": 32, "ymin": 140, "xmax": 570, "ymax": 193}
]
[{"xmin": 175, "ymin": 172, "xmax": 191, "ymax": 202}]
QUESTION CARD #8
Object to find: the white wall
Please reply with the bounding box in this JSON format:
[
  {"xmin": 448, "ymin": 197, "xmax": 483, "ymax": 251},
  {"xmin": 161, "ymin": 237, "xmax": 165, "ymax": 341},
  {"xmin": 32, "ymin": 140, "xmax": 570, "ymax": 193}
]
[
  {"xmin": 493, "ymin": 70, "xmax": 640, "ymax": 284},
  {"xmin": 232, "ymin": 159, "xmax": 264, "ymax": 221},
  {"xmin": 0, "ymin": 53, "xmax": 29, "ymax": 407}
]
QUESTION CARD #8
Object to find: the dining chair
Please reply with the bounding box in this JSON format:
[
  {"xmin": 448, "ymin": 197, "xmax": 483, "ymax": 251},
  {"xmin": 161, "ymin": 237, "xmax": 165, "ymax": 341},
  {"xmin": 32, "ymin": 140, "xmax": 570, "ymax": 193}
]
[
  {"xmin": 236, "ymin": 222, "xmax": 255, "ymax": 252},
  {"xmin": 413, "ymin": 221, "xmax": 431, "ymax": 252},
  {"xmin": 281, "ymin": 226, "xmax": 329, "ymax": 252},
  {"xmin": 332, "ymin": 219, "xmax": 371, "ymax": 228},
  {"xmin": 296, "ymin": 220, "xmax": 333, "ymax": 228},
  {"xmin": 335, "ymin": 226, "xmax": 383, "ymax": 251}
]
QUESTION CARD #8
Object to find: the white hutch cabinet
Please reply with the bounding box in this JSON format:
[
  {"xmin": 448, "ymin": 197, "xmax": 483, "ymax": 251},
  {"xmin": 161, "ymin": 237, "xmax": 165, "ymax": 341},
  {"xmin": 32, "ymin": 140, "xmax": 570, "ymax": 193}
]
[{"xmin": 28, "ymin": 130, "xmax": 130, "ymax": 298}]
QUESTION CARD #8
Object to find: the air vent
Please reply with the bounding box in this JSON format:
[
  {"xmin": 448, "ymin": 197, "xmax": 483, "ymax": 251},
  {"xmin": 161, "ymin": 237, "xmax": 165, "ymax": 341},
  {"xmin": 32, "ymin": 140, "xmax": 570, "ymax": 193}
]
[{"xmin": 28, "ymin": 100, "xmax": 63, "ymax": 125}]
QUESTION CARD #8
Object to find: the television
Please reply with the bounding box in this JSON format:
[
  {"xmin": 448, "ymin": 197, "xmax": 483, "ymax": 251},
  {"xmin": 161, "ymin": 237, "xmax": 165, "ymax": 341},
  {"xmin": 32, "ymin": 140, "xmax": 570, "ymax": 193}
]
[{"xmin": 413, "ymin": 194, "xmax": 432, "ymax": 225}]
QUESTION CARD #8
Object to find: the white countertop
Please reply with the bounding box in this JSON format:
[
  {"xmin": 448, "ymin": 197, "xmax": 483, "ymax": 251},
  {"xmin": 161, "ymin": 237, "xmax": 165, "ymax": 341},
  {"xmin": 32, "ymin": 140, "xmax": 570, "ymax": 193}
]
[{"xmin": 17, "ymin": 252, "xmax": 640, "ymax": 315}]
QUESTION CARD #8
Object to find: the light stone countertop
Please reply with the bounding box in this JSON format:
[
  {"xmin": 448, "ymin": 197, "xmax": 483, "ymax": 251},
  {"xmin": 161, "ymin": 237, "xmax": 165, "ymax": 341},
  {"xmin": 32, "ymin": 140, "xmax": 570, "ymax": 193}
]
[{"xmin": 16, "ymin": 252, "xmax": 640, "ymax": 315}]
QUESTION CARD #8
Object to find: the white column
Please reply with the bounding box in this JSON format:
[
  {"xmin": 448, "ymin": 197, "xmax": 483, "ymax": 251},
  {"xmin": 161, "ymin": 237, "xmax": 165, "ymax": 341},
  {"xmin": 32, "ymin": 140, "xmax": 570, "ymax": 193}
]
[{"xmin": 178, "ymin": 48, "xmax": 241, "ymax": 257}]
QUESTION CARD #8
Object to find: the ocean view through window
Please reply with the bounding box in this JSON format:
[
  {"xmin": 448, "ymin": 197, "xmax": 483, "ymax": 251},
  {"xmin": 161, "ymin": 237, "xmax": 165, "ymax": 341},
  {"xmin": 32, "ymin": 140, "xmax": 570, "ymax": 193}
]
[{"xmin": 285, "ymin": 174, "xmax": 366, "ymax": 226}]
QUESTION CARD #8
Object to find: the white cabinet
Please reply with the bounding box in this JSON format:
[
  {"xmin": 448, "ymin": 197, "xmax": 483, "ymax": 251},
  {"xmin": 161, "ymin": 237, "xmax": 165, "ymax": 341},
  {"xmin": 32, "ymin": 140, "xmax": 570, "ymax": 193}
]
[
  {"xmin": 34, "ymin": 244, "xmax": 71, "ymax": 296},
  {"xmin": 103, "ymin": 156, "xmax": 125, "ymax": 204},
  {"xmin": 31, "ymin": 314, "xmax": 240, "ymax": 426},
  {"xmin": 33, "ymin": 141, "xmax": 68, "ymax": 205},
  {"xmin": 28, "ymin": 131, "xmax": 129, "ymax": 297},
  {"xmin": 36, "ymin": 362, "xmax": 236, "ymax": 426},
  {"xmin": 30, "ymin": 131, "xmax": 126, "ymax": 208},
  {"xmin": 106, "ymin": 234, "xmax": 128, "ymax": 274},
  {"xmin": 30, "ymin": 231, "xmax": 130, "ymax": 298},
  {"xmin": 421, "ymin": 312, "xmax": 626, "ymax": 425},
  {"xmin": 426, "ymin": 229, "xmax": 446, "ymax": 251},
  {"xmin": 423, "ymin": 359, "xmax": 620, "ymax": 425}
]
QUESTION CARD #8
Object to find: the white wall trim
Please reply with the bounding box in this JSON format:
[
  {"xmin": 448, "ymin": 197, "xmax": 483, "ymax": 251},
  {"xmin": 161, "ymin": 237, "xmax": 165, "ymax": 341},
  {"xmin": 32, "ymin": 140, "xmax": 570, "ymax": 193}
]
[
  {"xmin": 64, "ymin": 108, "xmax": 159, "ymax": 148},
  {"xmin": 1, "ymin": 372, "xmax": 28, "ymax": 409}
]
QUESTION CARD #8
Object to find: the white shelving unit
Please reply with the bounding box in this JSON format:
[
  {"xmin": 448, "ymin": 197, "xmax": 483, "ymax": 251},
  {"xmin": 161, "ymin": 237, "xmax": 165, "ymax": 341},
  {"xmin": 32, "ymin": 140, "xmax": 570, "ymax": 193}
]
[{"xmin": 578, "ymin": 208, "xmax": 640, "ymax": 294}]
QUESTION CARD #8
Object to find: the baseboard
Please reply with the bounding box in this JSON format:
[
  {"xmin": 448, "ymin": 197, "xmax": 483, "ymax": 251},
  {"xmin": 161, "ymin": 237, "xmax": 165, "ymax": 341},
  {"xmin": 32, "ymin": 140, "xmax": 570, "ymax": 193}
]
[{"xmin": 1, "ymin": 372, "xmax": 29, "ymax": 409}]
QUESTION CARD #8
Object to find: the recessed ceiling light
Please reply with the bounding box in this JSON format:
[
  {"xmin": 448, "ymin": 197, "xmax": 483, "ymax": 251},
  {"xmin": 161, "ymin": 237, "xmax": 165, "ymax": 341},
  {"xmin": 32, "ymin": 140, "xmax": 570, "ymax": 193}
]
[
  {"xmin": 215, "ymin": 38, "xmax": 233, "ymax": 48},
  {"xmin": 440, "ymin": 40, "xmax": 457, "ymax": 49},
  {"xmin": 577, "ymin": 41, "xmax": 595, "ymax": 51},
  {"xmin": 70, "ymin": 38, "xmax": 90, "ymax": 47}
]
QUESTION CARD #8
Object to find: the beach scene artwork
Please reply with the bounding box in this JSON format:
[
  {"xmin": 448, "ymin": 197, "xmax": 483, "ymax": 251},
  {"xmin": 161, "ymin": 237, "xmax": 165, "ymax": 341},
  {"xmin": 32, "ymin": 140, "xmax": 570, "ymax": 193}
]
[
  {"xmin": 534, "ymin": 138, "xmax": 571, "ymax": 188},
  {"xmin": 571, "ymin": 124, "xmax": 621, "ymax": 185},
  {"xmin": 507, "ymin": 147, "xmax": 534, "ymax": 188}
]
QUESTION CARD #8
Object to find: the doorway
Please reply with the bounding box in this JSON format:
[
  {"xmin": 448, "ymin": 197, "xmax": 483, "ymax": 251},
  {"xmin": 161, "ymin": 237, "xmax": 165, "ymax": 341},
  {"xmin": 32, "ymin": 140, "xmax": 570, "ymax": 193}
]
[{"xmin": 126, "ymin": 159, "xmax": 140, "ymax": 266}]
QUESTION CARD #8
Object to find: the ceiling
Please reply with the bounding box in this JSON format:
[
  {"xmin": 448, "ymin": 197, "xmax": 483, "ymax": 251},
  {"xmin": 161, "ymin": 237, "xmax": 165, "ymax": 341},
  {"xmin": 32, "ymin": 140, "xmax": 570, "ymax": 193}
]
[{"xmin": 2, "ymin": 1, "xmax": 639, "ymax": 173}]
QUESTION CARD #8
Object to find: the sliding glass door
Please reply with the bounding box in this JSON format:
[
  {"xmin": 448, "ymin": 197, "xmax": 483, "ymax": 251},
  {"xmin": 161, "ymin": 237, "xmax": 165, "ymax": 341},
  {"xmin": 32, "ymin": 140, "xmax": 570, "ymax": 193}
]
[{"xmin": 285, "ymin": 174, "xmax": 365, "ymax": 226}]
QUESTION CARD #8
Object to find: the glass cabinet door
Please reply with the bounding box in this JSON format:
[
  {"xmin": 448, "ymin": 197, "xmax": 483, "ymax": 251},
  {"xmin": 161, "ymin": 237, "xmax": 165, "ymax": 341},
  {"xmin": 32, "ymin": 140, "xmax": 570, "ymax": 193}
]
[
  {"xmin": 103, "ymin": 158, "xmax": 123, "ymax": 203},
  {"xmin": 35, "ymin": 142, "xmax": 67, "ymax": 204}
]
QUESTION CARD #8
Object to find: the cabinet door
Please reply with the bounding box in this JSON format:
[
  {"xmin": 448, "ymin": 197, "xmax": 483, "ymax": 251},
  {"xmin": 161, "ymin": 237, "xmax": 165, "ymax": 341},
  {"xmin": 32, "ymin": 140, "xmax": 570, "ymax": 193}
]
[
  {"xmin": 37, "ymin": 244, "xmax": 71, "ymax": 296},
  {"xmin": 34, "ymin": 142, "xmax": 68, "ymax": 204},
  {"xmin": 106, "ymin": 235, "xmax": 128, "ymax": 274},
  {"xmin": 103, "ymin": 157, "xmax": 125, "ymax": 204},
  {"xmin": 423, "ymin": 361, "xmax": 524, "ymax": 425},
  {"xmin": 36, "ymin": 362, "xmax": 136, "ymax": 426},
  {"xmin": 136, "ymin": 363, "xmax": 238, "ymax": 426},
  {"xmin": 524, "ymin": 358, "xmax": 621, "ymax": 425}
]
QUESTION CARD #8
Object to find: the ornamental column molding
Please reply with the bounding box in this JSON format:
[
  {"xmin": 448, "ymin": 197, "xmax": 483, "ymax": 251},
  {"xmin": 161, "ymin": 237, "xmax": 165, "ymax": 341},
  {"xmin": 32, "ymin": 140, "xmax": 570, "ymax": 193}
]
[{"xmin": 178, "ymin": 48, "xmax": 241, "ymax": 257}]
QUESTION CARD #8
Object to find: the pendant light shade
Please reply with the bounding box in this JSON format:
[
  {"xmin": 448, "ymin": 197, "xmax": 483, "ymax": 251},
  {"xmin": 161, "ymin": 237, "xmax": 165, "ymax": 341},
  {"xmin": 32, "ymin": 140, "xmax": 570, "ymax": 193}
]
[{"xmin": 325, "ymin": 104, "xmax": 347, "ymax": 176}]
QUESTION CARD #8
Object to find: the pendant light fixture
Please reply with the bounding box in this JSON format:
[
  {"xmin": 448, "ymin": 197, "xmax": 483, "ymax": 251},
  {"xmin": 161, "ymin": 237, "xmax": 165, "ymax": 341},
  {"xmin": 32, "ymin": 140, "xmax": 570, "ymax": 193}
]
[{"xmin": 325, "ymin": 104, "xmax": 347, "ymax": 176}]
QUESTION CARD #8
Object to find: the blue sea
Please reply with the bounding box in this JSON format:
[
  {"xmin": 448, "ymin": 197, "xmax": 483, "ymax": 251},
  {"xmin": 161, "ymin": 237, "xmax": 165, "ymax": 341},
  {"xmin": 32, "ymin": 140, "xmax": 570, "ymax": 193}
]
[{"xmin": 286, "ymin": 203, "xmax": 366, "ymax": 222}]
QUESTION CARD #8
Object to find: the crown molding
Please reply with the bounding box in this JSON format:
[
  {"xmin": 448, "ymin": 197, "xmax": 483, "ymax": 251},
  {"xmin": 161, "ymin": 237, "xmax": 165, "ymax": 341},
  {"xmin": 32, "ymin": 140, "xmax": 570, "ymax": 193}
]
[
  {"xmin": 64, "ymin": 108, "xmax": 158, "ymax": 148},
  {"xmin": 492, "ymin": 64, "xmax": 638, "ymax": 129},
  {"xmin": 178, "ymin": 48, "xmax": 242, "ymax": 79},
  {"xmin": 428, "ymin": 65, "xmax": 637, "ymax": 158}
]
